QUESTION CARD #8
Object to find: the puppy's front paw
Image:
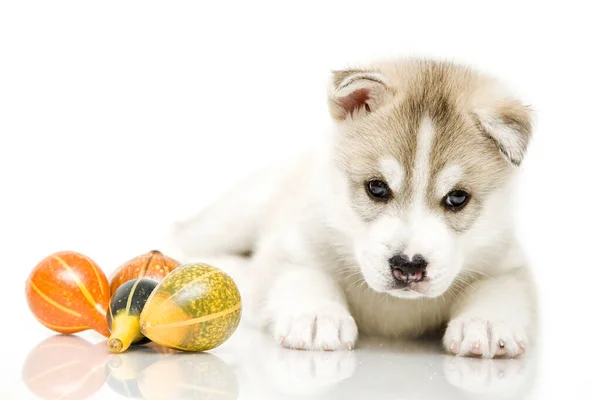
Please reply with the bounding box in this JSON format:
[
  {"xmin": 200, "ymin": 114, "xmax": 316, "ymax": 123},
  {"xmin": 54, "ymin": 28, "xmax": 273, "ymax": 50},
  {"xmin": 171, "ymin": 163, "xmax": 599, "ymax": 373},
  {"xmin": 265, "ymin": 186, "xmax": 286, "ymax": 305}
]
[
  {"xmin": 273, "ymin": 302, "xmax": 358, "ymax": 351},
  {"xmin": 443, "ymin": 318, "xmax": 526, "ymax": 359}
]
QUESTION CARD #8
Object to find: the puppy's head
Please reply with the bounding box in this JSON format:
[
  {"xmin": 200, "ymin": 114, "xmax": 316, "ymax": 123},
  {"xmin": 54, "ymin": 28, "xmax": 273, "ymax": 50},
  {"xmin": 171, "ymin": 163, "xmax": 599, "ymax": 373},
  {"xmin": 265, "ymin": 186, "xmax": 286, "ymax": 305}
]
[{"xmin": 328, "ymin": 59, "xmax": 532, "ymax": 298}]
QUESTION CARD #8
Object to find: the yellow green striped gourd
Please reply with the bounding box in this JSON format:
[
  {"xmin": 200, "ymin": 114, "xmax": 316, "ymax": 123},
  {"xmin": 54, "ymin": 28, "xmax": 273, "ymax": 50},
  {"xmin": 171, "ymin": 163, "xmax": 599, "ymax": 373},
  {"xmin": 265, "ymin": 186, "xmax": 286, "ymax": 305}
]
[{"xmin": 139, "ymin": 263, "xmax": 241, "ymax": 352}]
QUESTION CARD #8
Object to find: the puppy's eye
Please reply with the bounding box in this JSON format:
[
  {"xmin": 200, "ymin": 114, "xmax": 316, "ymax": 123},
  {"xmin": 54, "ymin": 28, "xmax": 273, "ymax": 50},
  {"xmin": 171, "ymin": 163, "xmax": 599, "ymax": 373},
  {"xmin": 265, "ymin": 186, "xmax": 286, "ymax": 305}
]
[
  {"xmin": 444, "ymin": 190, "xmax": 470, "ymax": 210},
  {"xmin": 366, "ymin": 180, "xmax": 391, "ymax": 201}
]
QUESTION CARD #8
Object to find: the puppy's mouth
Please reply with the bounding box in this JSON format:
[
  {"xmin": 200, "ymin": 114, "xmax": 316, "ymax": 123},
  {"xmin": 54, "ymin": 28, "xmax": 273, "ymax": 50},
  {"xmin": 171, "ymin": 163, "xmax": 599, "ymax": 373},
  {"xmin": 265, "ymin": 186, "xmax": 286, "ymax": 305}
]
[
  {"xmin": 392, "ymin": 268, "xmax": 426, "ymax": 283},
  {"xmin": 390, "ymin": 269, "xmax": 430, "ymax": 295}
]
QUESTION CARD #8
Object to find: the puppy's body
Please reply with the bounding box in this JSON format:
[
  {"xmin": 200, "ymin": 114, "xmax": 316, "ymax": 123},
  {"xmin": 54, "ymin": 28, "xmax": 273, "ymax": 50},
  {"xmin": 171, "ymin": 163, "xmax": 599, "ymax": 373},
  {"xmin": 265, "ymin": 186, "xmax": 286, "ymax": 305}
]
[{"xmin": 168, "ymin": 59, "xmax": 538, "ymax": 358}]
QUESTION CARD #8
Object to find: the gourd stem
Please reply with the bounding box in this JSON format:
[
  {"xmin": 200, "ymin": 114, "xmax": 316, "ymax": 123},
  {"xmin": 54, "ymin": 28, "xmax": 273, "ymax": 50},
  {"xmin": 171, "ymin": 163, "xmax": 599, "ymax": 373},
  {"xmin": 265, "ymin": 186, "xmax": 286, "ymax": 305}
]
[{"xmin": 107, "ymin": 338, "xmax": 123, "ymax": 353}]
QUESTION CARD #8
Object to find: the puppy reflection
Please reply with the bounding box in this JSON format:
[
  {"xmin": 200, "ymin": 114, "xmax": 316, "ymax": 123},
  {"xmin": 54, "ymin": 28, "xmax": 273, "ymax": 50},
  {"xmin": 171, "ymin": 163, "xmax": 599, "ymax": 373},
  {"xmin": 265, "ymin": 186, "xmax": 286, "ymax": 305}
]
[
  {"xmin": 444, "ymin": 356, "xmax": 534, "ymax": 399},
  {"xmin": 22, "ymin": 335, "xmax": 109, "ymax": 400},
  {"xmin": 264, "ymin": 347, "xmax": 357, "ymax": 396},
  {"xmin": 256, "ymin": 336, "xmax": 537, "ymax": 399}
]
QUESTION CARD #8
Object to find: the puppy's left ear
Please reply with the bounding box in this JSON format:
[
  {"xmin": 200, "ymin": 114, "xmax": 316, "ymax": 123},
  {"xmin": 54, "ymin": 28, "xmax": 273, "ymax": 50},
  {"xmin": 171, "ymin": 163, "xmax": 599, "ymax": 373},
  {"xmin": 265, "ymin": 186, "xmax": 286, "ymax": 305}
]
[
  {"xmin": 473, "ymin": 101, "xmax": 534, "ymax": 166},
  {"xmin": 327, "ymin": 69, "xmax": 393, "ymax": 121}
]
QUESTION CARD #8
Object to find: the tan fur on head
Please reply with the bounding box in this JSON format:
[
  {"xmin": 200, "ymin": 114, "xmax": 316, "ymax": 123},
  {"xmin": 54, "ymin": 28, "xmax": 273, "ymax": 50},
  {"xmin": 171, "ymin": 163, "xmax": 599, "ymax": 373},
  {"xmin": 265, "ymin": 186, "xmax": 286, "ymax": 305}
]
[{"xmin": 328, "ymin": 59, "xmax": 533, "ymax": 167}]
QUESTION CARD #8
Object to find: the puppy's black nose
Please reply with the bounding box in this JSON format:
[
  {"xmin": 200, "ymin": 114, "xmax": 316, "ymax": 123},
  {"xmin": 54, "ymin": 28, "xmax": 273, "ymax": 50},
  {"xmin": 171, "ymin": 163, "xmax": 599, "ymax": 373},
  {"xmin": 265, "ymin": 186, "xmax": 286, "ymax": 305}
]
[{"xmin": 390, "ymin": 254, "xmax": 428, "ymax": 283}]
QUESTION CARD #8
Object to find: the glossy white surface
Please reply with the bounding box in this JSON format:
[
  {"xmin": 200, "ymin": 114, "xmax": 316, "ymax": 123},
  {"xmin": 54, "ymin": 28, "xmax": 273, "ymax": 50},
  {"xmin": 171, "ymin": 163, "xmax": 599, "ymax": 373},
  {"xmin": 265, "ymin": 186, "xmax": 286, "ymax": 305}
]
[{"xmin": 16, "ymin": 324, "xmax": 540, "ymax": 400}]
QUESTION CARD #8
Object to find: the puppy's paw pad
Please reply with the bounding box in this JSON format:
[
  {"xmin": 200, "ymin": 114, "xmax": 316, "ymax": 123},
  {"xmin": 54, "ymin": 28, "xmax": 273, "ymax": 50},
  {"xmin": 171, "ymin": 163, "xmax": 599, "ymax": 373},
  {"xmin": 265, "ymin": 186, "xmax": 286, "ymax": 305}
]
[
  {"xmin": 443, "ymin": 318, "xmax": 526, "ymax": 359},
  {"xmin": 274, "ymin": 305, "xmax": 358, "ymax": 351}
]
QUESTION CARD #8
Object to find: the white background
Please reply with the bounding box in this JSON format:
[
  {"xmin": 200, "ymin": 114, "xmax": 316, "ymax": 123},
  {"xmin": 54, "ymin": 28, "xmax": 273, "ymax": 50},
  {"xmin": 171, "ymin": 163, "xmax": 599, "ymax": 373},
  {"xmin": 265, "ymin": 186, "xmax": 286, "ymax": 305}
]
[{"xmin": 1, "ymin": 1, "xmax": 599, "ymax": 398}]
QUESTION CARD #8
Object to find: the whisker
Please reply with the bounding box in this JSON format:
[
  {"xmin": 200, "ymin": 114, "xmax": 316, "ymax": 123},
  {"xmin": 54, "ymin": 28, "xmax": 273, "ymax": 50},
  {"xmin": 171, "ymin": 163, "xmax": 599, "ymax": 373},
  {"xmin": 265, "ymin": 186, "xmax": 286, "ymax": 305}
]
[
  {"xmin": 375, "ymin": 241, "xmax": 392, "ymax": 250},
  {"xmin": 343, "ymin": 271, "xmax": 364, "ymax": 280},
  {"xmin": 462, "ymin": 269, "xmax": 490, "ymax": 279},
  {"xmin": 353, "ymin": 278, "xmax": 366, "ymax": 288}
]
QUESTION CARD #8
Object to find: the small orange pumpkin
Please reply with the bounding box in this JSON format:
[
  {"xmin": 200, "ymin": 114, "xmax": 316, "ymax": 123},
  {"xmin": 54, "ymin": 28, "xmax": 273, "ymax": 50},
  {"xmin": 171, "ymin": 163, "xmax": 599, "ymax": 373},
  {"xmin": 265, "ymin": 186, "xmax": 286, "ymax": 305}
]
[
  {"xmin": 108, "ymin": 250, "xmax": 180, "ymax": 295},
  {"xmin": 25, "ymin": 250, "xmax": 111, "ymax": 337}
]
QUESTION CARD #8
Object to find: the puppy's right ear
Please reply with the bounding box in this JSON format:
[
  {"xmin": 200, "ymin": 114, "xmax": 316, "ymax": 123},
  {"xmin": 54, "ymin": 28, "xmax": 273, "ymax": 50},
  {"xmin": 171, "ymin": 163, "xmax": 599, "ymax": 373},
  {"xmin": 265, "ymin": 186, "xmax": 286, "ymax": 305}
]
[{"xmin": 327, "ymin": 69, "xmax": 392, "ymax": 121}]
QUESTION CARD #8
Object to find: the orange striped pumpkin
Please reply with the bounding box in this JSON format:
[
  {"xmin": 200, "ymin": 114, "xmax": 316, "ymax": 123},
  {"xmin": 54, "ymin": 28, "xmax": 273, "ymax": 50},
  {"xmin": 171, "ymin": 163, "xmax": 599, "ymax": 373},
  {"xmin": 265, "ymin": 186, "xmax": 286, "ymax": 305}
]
[
  {"xmin": 25, "ymin": 251, "xmax": 111, "ymax": 337},
  {"xmin": 108, "ymin": 250, "xmax": 180, "ymax": 295}
]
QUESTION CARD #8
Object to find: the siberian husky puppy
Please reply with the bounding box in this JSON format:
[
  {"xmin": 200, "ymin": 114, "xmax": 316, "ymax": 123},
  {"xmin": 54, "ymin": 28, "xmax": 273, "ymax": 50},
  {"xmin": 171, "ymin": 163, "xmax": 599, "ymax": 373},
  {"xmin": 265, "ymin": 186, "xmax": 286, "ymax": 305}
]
[{"xmin": 167, "ymin": 58, "xmax": 537, "ymax": 358}]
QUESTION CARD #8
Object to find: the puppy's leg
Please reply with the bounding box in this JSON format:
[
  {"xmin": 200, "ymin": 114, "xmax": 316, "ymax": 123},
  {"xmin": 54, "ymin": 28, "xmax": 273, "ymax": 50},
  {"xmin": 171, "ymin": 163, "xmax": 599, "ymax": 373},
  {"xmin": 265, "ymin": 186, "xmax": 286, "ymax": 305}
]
[
  {"xmin": 262, "ymin": 265, "xmax": 358, "ymax": 351},
  {"xmin": 443, "ymin": 267, "xmax": 537, "ymax": 359}
]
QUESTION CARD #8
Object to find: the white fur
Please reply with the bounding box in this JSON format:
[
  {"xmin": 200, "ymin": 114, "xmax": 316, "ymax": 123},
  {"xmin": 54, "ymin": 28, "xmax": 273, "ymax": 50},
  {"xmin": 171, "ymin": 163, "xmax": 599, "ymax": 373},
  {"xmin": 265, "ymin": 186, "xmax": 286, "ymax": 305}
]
[
  {"xmin": 412, "ymin": 117, "xmax": 435, "ymax": 204},
  {"xmin": 403, "ymin": 118, "xmax": 458, "ymax": 295},
  {"xmin": 476, "ymin": 113, "xmax": 527, "ymax": 164},
  {"xmin": 378, "ymin": 157, "xmax": 404, "ymax": 192},
  {"xmin": 435, "ymin": 164, "xmax": 463, "ymax": 199}
]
